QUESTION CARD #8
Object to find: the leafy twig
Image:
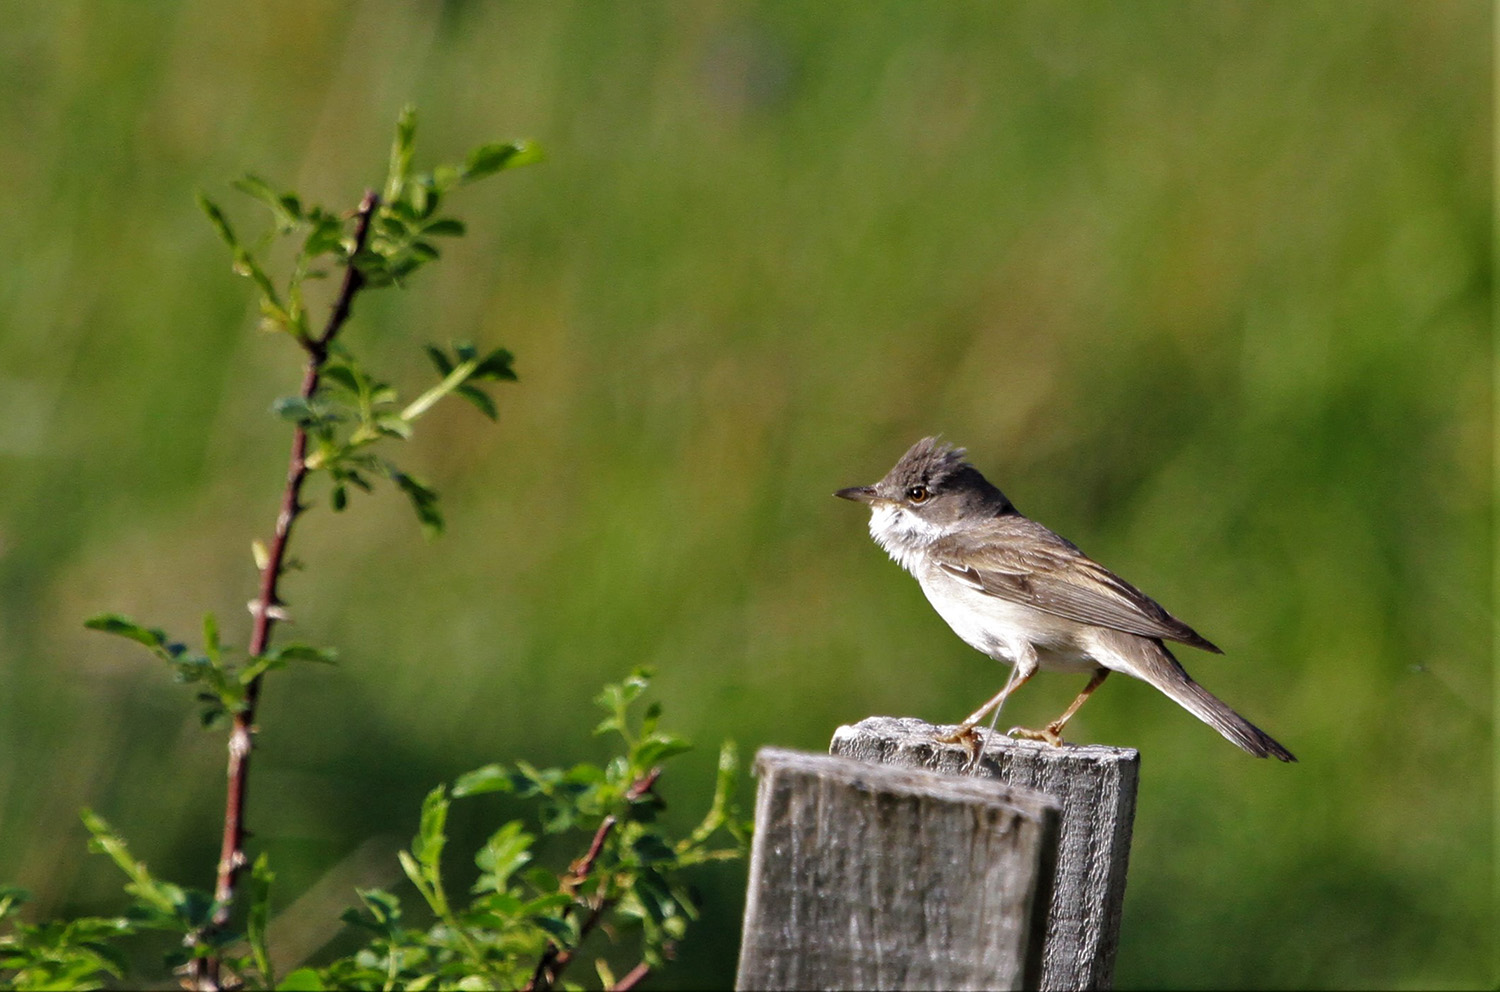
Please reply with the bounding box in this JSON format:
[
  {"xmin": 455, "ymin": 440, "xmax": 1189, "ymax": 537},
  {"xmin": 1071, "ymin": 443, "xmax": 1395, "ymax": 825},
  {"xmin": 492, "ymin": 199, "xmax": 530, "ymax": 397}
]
[
  {"xmin": 60, "ymin": 107, "xmax": 538, "ymax": 992},
  {"xmin": 193, "ymin": 190, "xmax": 381, "ymax": 990},
  {"xmin": 525, "ymin": 768, "xmax": 662, "ymax": 992}
]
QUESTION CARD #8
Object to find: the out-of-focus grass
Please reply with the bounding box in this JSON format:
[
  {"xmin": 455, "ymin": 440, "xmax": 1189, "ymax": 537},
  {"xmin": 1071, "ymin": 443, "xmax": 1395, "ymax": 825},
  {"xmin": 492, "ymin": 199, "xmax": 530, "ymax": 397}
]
[{"xmin": 0, "ymin": 2, "xmax": 1489, "ymax": 988}]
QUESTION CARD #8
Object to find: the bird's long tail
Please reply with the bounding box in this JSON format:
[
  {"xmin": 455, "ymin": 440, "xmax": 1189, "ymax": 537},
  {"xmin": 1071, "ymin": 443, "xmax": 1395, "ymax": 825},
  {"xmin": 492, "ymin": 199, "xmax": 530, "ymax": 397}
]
[{"xmin": 1135, "ymin": 643, "xmax": 1296, "ymax": 762}]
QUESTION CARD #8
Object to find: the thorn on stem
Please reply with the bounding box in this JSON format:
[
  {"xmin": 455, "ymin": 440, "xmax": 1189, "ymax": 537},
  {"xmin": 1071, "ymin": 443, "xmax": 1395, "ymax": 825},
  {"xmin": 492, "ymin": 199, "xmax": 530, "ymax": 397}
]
[
  {"xmin": 228, "ymin": 724, "xmax": 254, "ymax": 761},
  {"xmin": 246, "ymin": 601, "xmax": 290, "ymax": 622}
]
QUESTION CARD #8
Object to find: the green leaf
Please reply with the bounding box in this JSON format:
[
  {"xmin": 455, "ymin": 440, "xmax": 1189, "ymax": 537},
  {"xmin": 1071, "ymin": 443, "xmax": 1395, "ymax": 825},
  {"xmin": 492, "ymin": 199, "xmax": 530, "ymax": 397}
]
[
  {"xmin": 385, "ymin": 104, "xmax": 418, "ymax": 203},
  {"xmin": 630, "ymin": 868, "xmax": 680, "ymax": 925},
  {"xmin": 84, "ymin": 614, "xmax": 170, "ymax": 651},
  {"xmin": 352, "ymin": 248, "xmax": 394, "ymax": 288},
  {"xmin": 523, "ymin": 866, "xmax": 561, "ymax": 895},
  {"xmin": 303, "ymin": 214, "xmax": 346, "ymax": 259},
  {"xmin": 407, "ymin": 180, "xmax": 432, "ymax": 219},
  {"xmin": 510, "ymin": 893, "xmax": 573, "ymax": 926},
  {"xmin": 594, "ymin": 667, "xmax": 655, "ymax": 740},
  {"xmin": 374, "ymin": 415, "xmax": 413, "ymax": 439},
  {"xmin": 563, "ymin": 762, "xmax": 609, "ymax": 788},
  {"xmin": 461, "ymin": 141, "xmax": 541, "ymax": 182},
  {"xmin": 432, "ymin": 163, "xmax": 461, "ymax": 192},
  {"xmin": 198, "ymin": 191, "xmax": 285, "ymax": 313},
  {"xmin": 321, "ymin": 364, "xmax": 361, "ymax": 394},
  {"xmin": 424, "ymin": 345, "xmax": 455, "ymax": 376},
  {"xmin": 340, "ymin": 888, "xmax": 403, "ymax": 938},
  {"xmin": 202, "ymin": 613, "xmax": 222, "ymax": 666},
  {"xmin": 0, "ymin": 884, "xmax": 29, "ymax": 915},
  {"xmin": 633, "ymin": 735, "xmax": 693, "ymax": 769},
  {"xmin": 404, "ymin": 788, "xmax": 454, "ymax": 918},
  {"xmin": 197, "ymin": 192, "xmax": 240, "ymax": 250},
  {"xmin": 232, "ymin": 246, "xmax": 283, "ymax": 310},
  {"xmin": 473, "ymin": 821, "xmax": 534, "ymax": 894},
  {"xmin": 396, "ymin": 850, "xmax": 425, "ymax": 896},
  {"xmin": 451, "ymin": 764, "xmax": 517, "ymax": 797},
  {"xmin": 597, "ymin": 678, "xmax": 637, "ymax": 715},
  {"xmin": 232, "ymin": 174, "xmax": 300, "ymax": 229},
  {"xmin": 276, "ymin": 968, "xmax": 326, "ymax": 991},
  {"xmin": 680, "ymin": 740, "xmax": 744, "ymax": 852},
  {"xmin": 241, "ymin": 643, "xmax": 337, "ymax": 684},
  {"xmin": 472, "ymin": 347, "xmax": 518, "ymax": 381},
  {"xmin": 378, "ymin": 212, "xmax": 411, "ymax": 238},
  {"xmin": 404, "ymin": 341, "xmax": 511, "ymax": 422},
  {"xmin": 630, "ymin": 833, "xmax": 678, "ymax": 866},
  {"xmin": 417, "ymin": 786, "xmax": 444, "ymax": 852},
  {"xmin": 269, "ymin": 643, "xmax": 339, "ymax": 665},
  {"xmin": 422, "ymin": 218, "xmax": 466, "ymax": 238},
  {"xmin": 271, "ymin": 396, "xmax": 316, "ymax": 424},
  {"xmin": 258, "ymin": 295, "xmax": 294, "ymax": 334},
  {"xmin": 387, "ymin": 465, "xmax": 443, "ymax": 537},
  {"xmin": 455, "ymin": 384, "xmax": 498, "ymax": 420},
  {"xmin": 248, "ymin": 853, "xmax": 275, "ymax": 987},
  {"xmin": 81, "ymin": 810, "xmax": 189, "ymax": 924},
  {"xmin": 640, "ymin": 700, "xmax": 663, "ymax": 737},
  {"xmin": 531, "ymin": 914, "xmax": 577, "ymax": 944},
  {"xmin": 468, "ymin": 889, "xmax": 524, "ymax": 918},
  {"xmin": 359, "ymin": 887, "xmax": 402, "ymax": 924}
]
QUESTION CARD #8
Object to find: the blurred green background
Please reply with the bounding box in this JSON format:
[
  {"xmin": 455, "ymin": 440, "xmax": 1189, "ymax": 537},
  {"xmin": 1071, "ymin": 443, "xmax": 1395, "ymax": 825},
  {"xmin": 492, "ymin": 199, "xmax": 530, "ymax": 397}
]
[{"xmin": 0, "ymin": 2, "xmax": 1490, "ymax": 988}]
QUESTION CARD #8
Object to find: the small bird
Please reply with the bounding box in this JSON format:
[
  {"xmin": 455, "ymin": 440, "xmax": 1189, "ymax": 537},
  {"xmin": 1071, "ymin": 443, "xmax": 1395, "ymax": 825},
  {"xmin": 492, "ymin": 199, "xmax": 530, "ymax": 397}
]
[{"xmin": 836, "ymin": 437, "xmax": 1294, "ymax": 762}]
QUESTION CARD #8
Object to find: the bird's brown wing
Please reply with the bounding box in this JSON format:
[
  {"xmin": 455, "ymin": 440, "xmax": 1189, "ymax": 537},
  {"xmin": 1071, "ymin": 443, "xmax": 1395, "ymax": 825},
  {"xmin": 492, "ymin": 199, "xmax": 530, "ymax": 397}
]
[{"xmin": 931, "ymin": 521, "xmax": 1221, "ymax": 652}]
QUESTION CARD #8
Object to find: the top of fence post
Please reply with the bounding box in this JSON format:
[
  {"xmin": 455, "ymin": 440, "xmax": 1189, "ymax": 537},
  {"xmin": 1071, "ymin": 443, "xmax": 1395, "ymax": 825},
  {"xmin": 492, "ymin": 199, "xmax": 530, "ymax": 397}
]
[
  {"xmin": 831, "ymin": 716, "xmax": 1140, "ymax": 991},
  {"xmin": 736, "ymin": 747, "xmax": 1060, "ymax": 991}
]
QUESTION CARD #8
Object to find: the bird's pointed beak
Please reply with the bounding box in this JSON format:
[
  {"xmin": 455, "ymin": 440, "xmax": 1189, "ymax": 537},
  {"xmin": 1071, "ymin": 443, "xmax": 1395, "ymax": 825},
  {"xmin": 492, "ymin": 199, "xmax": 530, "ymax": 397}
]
[{"xmin": 834, "ymin": 485, "xmax": 878, "ymax": 503}]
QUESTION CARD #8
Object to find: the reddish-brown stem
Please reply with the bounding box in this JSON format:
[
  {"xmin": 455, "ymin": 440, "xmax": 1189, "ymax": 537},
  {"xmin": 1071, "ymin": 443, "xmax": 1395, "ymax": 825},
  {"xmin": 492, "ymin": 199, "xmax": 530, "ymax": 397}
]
[
  {"xmin": 573, "ymin": 815, "xmax": 618, "ymax": 884},
  {"xmin": 525, "ymin": 767, "xmax": 663, "ymax": 992},
  {"xmin": 610, "ymin": 960, "xmax": 652, "ymax": 992},
  {"xmin": 625, "ymin": 765, "xmax": 661, "ymax": 801},
  {"xmin": 191, "ymin": 190, "xmax": 379, "ymax": 991}
]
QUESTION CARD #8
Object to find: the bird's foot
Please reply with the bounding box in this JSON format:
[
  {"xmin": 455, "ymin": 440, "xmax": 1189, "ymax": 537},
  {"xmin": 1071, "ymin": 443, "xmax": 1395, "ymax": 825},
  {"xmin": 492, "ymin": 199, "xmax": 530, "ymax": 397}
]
[
  {"xmin": 936, "ymin": 723, "xmax": 987, "ymax": 769},
  {"xmin": 936, "ymin": 723, "xmax": 979, "ymax": 746},
  {"xmin": 1007, "ymin": 724, "xmax": 1068, "ymax": 747}
]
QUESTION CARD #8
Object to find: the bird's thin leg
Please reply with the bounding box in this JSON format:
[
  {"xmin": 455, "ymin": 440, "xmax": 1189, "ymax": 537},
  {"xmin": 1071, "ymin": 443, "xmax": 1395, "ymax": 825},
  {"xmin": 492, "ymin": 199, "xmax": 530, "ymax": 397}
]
[
  {"xmin": 1010, "ymin": 668, "xmax": 1110, "ymax": 747},
  {"xmin": 955, "ymin": 669, "xmax": 1023, "ymax": 731},
  {"xmin": 937, "ymin": 650, "xmax": 1038, "ymax": 767},
  {"xmin": 966, "ymin": 698, "xmax": 1011, "ymax": 777}
]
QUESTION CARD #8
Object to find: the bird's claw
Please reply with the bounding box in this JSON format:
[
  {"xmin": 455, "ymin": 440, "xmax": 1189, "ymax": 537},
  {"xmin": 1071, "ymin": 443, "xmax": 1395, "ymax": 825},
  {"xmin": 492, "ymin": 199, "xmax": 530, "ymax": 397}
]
[
  {"xmin": 936, "ymin": 724, "xmax": 979, "ymax": 747},
  {"xmin": 1008, "ymin": 724, "xmax": 1067, "ymax": 747},
  {"xmin": 936, "ymin": 724, "xmax": 987, "ymax": 769}
]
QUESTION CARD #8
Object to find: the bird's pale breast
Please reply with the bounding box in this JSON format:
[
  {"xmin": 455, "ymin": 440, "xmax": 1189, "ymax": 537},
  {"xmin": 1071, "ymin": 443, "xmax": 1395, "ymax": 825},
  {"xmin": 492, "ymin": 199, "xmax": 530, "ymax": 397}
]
[{"xmin": 916, "ymin": 561, "xmax": 1101, "ymax": 674}]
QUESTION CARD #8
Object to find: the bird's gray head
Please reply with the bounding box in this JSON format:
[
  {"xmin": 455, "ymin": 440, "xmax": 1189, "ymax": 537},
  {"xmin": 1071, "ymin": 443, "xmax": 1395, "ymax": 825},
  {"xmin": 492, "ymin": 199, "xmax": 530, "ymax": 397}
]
[{"xmin": 835, "ymin": 437, "xmax": 1014, "ymax": 561}]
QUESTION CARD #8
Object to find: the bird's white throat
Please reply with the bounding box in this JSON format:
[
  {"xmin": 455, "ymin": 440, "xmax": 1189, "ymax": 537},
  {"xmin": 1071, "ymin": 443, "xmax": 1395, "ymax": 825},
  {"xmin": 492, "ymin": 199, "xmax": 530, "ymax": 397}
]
[{"xmin": 867, "ymin": 504, "xmax": 947, "ymax": 573}]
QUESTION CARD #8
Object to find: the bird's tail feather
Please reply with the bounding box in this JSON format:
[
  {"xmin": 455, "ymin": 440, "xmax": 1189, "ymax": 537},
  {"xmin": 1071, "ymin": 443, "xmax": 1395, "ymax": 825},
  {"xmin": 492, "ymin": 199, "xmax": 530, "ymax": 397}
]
[{"xmin": 1136, "ymin": 644, "xmax": 1296, "ymax": 762}]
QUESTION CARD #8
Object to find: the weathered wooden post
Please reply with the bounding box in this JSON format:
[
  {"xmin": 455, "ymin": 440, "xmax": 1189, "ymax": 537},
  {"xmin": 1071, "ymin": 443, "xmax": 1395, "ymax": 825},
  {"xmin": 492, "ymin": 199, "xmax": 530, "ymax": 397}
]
[
  {"xmin": 736, "ymin": 748, "xmax": 1061, "ymax": 991},
  {"xmin": 737, "ymin": 718, "xmax": 1140, "ymax": 992}
]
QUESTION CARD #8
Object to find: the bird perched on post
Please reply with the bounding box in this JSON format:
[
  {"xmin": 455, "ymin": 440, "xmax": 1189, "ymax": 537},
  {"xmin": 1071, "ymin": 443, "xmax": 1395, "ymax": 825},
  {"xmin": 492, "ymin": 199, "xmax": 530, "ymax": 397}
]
[{"xmin": 836, "ymin": 437, "xmax": 1294, "ymax": 762}]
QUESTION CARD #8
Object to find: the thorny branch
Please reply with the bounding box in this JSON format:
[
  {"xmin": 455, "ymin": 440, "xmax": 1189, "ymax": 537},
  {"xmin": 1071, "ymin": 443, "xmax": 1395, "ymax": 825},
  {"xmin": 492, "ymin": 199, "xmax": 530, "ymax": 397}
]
[
  {"xmin": 524, "ymin": 767, "xmax": 663, "ymax": 992},
  {"xmin": 190, "ymin": 191, "xmax": 380, "ymax": 991}
]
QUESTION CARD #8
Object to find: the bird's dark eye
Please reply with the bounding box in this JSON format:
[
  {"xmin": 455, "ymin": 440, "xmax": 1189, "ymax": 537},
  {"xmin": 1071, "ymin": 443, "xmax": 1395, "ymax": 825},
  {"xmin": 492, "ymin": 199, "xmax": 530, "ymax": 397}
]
[{"xmin": 906, "ymin": 485, "xmax": 930, "ymax": 503}]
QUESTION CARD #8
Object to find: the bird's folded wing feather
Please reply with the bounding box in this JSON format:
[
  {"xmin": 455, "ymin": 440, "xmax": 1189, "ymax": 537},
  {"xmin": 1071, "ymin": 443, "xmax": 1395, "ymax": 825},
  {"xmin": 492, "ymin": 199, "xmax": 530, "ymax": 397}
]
[{"xmin": 933, "ymin": 528, "xmax": 1221, "ymax": 652}]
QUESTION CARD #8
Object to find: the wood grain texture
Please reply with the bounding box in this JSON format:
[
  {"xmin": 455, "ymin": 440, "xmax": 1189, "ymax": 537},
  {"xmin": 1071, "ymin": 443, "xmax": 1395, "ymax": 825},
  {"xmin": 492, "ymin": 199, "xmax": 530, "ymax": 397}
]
[
  {"xmin": 830, "ymin": 717, "xmax": 1140, "ymax": 991},
  {"xmin": 736, "ymin": 748, "xmax": 1060, "ymax": 992}
]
